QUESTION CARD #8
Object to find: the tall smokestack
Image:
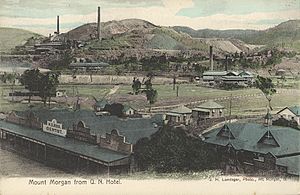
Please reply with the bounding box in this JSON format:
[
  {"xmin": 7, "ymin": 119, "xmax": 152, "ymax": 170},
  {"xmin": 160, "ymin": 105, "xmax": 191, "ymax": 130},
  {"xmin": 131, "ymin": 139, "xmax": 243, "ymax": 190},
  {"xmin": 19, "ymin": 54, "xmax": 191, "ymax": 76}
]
[
  {"xmin": 225, "ymin": 55, "xmax": 228, "ymax": 71},
  {"xmin": 97, "ymin": 6, "xmax": 101, "ymax": 40},
  {"xmin": 209, "ymin": 46, "xmax": 213, "ymax": 71},
  {"xmin": 56, "ymin": 15, "xmax": 60, "ymax": 35}
]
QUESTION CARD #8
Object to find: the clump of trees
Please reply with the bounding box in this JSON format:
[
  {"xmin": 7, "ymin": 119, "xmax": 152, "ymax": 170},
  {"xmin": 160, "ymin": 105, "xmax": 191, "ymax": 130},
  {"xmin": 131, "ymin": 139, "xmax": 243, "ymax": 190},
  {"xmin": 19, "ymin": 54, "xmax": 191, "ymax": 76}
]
[
  {"xmin": 134, "ymin": 125, "xmax": 221, "ymax": 172},
  {"xmin": 0, "ymin": 72, "xmax": 18, "ymax": 102},
  {"xmin": 19, "ymin": 69, "xmax": 60, "ymax": 106},
  {"xmin": 132, "ymin": 77, "xmax": 142, "ymax": 95},
  {"xmin": 255, "ymin": 75, "xmax": 276, "ymax": 110},
  {"xmin": 131, "ymin": 73, "xmax": 158, "ymax": 112},
  {"xmin": 273, "ymin": 117, "xmax": 299, "ymax": 130}
]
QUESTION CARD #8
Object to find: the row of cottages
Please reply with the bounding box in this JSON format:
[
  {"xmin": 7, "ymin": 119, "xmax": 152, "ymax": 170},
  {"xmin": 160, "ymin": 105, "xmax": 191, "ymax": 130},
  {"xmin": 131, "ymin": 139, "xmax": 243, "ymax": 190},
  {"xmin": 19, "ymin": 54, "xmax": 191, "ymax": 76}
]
[
  {"xmin": 202, "ymin": 71, "xmax": 255, "ymax": 86},
  {"xmin": 5, "ymin": 108, "xmax": 162, "ymax": 173},
  {"xmin": 165, "ymin": 100, "xmax": 225, "ymax": 125},
  {"xmin": 203, "ymin": 113, "xmax": 300, "ymax": 177},
  {"xmin": 276, "ymin": 105, "xmax": 300, "ymax": 125}
]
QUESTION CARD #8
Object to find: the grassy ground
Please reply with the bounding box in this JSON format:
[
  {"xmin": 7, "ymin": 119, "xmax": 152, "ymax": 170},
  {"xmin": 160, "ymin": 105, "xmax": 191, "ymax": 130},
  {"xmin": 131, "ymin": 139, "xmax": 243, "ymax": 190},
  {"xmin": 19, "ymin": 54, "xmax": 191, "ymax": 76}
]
[{"xmin": 1, "ymin": 82, "xmax": 299, "ymax": 116}]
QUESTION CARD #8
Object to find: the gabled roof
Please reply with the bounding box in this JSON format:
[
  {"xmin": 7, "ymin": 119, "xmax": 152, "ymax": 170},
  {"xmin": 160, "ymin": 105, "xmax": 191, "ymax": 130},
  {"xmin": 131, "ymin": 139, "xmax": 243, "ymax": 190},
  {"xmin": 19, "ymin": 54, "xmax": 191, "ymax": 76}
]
[
  {"xmin": 95, "ymin": 99, "xmax": 109, "ymax": 108},
  {"xmin": 169, "ymin": 105, "xmax": 192, "ymax": 114},
  {"xmin": 197, "ymin": 100, "xmax": 224, "ymax": 109},
  {"xmin": 239, "ymin": 71, "xmax": 254, "ymax": 77},
  {"xmin": 122, "ymin": 105, "xmax": 136, "ymax": 112},
  {"xmin": 277, "ymin": 105, "xmax": 300, "ymax": 116},
  {"xmin": 288, "ymin": 106, "xmax": 300, "ymax": 116},
  {"xmin": 226, "ymin": 71, "xmax": 239, "ymax": 76},
  {"xmin": 204, "ymin": 122, "xmax": 300, "ymax": 157}
]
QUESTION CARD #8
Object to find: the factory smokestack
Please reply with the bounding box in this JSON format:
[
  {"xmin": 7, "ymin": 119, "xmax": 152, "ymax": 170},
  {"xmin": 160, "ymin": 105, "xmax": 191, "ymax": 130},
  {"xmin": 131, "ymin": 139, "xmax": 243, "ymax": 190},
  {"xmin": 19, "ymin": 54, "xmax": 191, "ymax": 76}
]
[
  {"xmin": 225, "ymin": 55, "xmax": 228, "ymax": 71},
  {"xmin": 209, "ymin": 46, "xmax": 213, "ymax": 71},
  {"xmin": 56, "ymin": 15, "xmax": 60, "ymax": 35},
  {"xmin": 97, "ymin": 6, "xmax": 101, "ymax": 40}
]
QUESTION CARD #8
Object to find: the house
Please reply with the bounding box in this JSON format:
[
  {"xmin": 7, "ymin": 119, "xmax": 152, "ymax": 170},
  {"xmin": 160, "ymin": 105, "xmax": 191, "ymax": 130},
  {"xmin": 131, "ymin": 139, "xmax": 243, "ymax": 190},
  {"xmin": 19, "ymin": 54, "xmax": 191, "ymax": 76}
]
[
  {"xmin": 122, "ymin": 105, "xmax": 136, "ymax": 116},
  {"xmin": 276, "ymin": 105, "xmax": 300, "ymax": 125},
  {"xmin": 203, "ymin": 114, "xmax": 300, "ymax": 176},
  {"xmin": 192, "ymin": 100, "xmax": 224, "ymax": 121},
  {"xmin": 94, "ymin": 99, "xmax": 109, "ymax": 112},
  {"xmin": 165, "ymin": 105, "xmax": 192, "ymax": 125}
]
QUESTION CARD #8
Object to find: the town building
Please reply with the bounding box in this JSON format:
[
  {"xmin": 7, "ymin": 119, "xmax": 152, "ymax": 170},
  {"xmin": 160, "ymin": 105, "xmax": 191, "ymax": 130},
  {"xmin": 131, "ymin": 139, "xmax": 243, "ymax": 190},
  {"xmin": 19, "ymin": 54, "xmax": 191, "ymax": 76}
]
[
  {"xmin": 3, "ymin": 108, "xmax": 163, "ymax": 173},
  {"xmin": 122, "ymin": 105, "xmax": 136, "ymax": 117},
  {"xmin": 276, "ymin": 105, "xmax": 300, "ymax": 125},
  {"xmin": 192, "ymin": 100, "xmax": 224, "ymax": 122},
  {"xmin": 203, "ymin": 114, "xmax": 300, "ymax": 177},
  {"xmin": 165, "ymin": 105, "xmax": 192, "ymax": 125},
  {"xmin": 94, "ymin": 99, "xmax": 109, "ymax": 112}
]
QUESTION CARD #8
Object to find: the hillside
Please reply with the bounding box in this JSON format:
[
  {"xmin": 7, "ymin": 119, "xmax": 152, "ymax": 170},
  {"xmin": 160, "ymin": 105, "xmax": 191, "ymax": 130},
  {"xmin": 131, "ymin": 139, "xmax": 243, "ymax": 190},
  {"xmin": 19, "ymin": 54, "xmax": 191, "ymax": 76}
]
[
  {"xmin": 60, "ymin": 19, "xmax": 249, "ymax": 53},
  {"xmin": 173, "ymin": 20, "xmax": 300, "ymax": 51},
  {"xmin": 0, "ymin": 27, "xmax": 43, "ymax": 53}
]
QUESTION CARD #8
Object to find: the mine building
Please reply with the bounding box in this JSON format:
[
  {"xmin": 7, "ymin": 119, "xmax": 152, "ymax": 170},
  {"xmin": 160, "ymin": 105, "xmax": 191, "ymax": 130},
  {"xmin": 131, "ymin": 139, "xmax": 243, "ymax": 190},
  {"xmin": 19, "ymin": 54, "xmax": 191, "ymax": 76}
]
[
  {"xmin": 203, "ymin": 113, "xmax": 300, "ymax": 177},
  {"xmin": 69, "ymin": 62, "xmax": 110, "ymax": 71}
]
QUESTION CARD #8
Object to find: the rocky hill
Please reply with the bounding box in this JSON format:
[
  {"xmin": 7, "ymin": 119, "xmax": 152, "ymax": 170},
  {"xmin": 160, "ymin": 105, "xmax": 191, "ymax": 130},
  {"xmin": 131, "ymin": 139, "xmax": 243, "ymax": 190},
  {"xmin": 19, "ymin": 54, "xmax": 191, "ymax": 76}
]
[
  {"xmin": 60, "ymin": 19, "xmax": 252, "ymax": 54},
  {"xmin": 173, "ymin": 20, "xmax": 300, "ymax": 51}
]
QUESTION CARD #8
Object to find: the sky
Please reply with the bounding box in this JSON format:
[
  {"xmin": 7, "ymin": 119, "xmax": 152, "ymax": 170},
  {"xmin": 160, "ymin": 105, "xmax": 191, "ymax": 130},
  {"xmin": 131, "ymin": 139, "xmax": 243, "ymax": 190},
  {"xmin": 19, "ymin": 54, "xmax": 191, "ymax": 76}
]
[{"xmin": 0, "ymin": 0, "xmax": 299, "ymax": 35}]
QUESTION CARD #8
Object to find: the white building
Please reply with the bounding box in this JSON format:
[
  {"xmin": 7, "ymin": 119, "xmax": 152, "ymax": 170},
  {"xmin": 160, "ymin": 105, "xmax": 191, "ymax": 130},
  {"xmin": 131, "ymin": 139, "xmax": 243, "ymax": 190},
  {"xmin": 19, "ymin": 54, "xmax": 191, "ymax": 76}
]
[{"xmin": 277, "ymin": 106, "xmax": 300, "ymax": 125}]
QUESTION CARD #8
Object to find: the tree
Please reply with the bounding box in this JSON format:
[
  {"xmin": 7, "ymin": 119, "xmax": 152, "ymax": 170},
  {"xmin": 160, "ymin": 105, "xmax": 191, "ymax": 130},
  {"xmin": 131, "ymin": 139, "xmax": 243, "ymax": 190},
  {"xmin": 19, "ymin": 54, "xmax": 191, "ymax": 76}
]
[
  {"xmin": 49, "ymin": 50, "xmax": 73, "ymax": 70},
  {"xmin": 1, "ymin": 72, "xmax": 17, "ymax": 102},
  {"xmin": 39, "ymin": 72, "xmax": 60, "ymax": 107},
  {"xmin": 19, "ymin": 69, "xmax": 42, "ymax": 103},
  {"xmin": 255, "ymin": 75, "xmax": 276, "ymax": 110},
  {"xmin": 132, "ymin": 77, "xmax": 142, "ymax": 95},
  {"xmin": 145, "ymin": 88, "xmax": 157, "ymax": 112},
  {"xmin": 134, "ymin": 125, "xmax": 221, "ymax": 172}
]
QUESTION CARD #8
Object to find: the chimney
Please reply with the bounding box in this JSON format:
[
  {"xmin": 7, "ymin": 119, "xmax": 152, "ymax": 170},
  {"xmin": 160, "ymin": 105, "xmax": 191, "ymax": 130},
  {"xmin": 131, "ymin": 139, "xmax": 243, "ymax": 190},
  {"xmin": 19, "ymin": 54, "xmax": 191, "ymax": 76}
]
[
  {"xmin": 97, "ymin": 6, "xmax": 101, "ymax": 40},
  {"xmin": 225, "ymin": 55, "xmax": 228, "ymax": 71},
  {"xmin": 56, "ymin": 15, "xmax": 60, "ymax": 35},
  {"xmin": 209, "ymin": 46, "xmax": 213, "ymax": 71}
]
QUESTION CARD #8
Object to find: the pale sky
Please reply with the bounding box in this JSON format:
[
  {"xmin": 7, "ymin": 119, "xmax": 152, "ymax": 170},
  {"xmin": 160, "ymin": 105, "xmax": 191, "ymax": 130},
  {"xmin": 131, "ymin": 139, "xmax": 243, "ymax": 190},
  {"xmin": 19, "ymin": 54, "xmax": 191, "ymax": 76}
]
[{"xmin": 0, "ymin": 0, "xmax": 299, "ymax": 35}]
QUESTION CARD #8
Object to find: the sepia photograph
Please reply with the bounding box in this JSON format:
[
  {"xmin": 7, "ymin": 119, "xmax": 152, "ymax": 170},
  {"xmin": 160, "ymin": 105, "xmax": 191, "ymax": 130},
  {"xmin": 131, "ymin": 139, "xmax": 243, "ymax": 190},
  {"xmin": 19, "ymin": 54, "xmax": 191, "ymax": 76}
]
[{"xmin": 0, "ymin": 0, "xmax": 299, "ymax": 194}]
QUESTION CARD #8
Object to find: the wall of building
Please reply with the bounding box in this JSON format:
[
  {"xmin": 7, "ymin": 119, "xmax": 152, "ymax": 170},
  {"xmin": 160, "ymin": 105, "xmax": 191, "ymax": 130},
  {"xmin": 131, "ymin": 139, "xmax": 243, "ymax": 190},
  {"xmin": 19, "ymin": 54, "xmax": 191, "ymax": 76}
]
[{"xmin": 97, "ymin": 129, "xmax": 132, "ymax": 154}]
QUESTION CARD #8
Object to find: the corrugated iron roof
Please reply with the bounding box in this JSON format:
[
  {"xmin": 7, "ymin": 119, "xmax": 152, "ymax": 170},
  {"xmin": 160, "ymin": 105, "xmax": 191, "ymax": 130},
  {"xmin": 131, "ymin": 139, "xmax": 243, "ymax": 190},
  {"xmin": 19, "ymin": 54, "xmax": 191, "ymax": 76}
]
[
  {"xmin": 204, "ymin": 122, "xmax": 300, "ymax": 157},
  {"xmin": 197, "ymin": 100, "xmax": 224, "ymax": 109},
  {"xmin": 0, "ymin": 120, "xmax": 129, "ymax": 163},
  {"xmin": 169, "ymin": 105, "xmax": 192, "ymax": 114},
  {"xmin": 14, "ymin": 109, "xmax": 162, "ymax": 144}
]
